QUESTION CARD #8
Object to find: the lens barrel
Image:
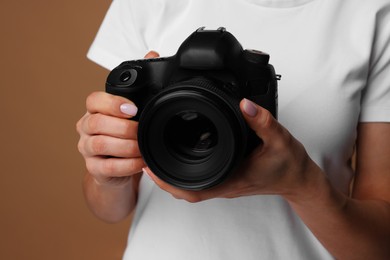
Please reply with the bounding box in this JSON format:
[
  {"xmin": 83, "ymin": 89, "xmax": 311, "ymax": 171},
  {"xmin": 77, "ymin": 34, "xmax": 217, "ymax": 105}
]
[{"xmin": 138, "ymin": 79, "xmax": 248, "ymax": 190}]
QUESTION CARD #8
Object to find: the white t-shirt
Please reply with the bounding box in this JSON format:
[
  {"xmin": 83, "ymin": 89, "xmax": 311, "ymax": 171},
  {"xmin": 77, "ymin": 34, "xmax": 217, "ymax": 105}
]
[{"xmin": 87, "ymin": 0, "xmax": 390, "ymax": 259}]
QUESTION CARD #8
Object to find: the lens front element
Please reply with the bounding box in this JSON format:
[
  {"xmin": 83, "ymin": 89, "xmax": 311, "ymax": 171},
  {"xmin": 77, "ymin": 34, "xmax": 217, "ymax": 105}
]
[{"xmin": 165, "ymin": 111, "xmax": 218, "ymax": 162}]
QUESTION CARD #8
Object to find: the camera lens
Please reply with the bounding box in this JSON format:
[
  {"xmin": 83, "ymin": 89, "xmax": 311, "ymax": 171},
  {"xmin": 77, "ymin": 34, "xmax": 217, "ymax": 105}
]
[
  {"xmin": 138, "ymin": 79, "xmax": 248, "ymax": 190},
  {"xmin": 164, "ymin": 111, "xmax": 218, "ymax": 162}
]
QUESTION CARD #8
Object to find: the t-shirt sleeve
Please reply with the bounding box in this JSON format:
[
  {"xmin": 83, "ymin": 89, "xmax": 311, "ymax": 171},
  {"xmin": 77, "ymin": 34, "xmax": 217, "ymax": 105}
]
[
  {"xmin": 359, "ymin": 4, "xmax": 390, "ymax": 122},
  {"xmin": 87, "ymin": 0, "xmax": 149, "ymax": 70}
]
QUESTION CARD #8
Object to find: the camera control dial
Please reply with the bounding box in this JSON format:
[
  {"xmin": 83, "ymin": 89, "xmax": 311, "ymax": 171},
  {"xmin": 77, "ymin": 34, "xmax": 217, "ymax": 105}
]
[{"xmin": 243, "ymin": 49, "xmax": 270, "ymax": 65}]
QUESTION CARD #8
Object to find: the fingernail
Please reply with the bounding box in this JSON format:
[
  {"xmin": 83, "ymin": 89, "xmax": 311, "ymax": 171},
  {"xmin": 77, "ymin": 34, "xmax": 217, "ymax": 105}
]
[
  {"xmin": 120, "ymin": 103, "xmax": 138, "ymax": 116},
  {"xmin": 242, "ymin": 99, "xmax": 258, "ymax": 117}
]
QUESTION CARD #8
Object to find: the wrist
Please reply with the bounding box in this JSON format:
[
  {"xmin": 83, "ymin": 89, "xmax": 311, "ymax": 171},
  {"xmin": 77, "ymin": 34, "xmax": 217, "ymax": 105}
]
[
  {"xmin": 282, "ymin": 159, "xmax": 347, "ymax": 210},
  {"xmin": 83, "ymin": 172, "xmax": 137, "ymax": 223},
  {"xmin": 91, "ymin": 173, "xmax": 133, "ymax": 189}
]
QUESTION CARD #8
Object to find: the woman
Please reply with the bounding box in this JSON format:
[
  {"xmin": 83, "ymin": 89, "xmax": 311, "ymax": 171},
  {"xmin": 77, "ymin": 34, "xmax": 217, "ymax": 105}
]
[{"xmin": 77, "ymin": 0, "xmax": 390, "ymax": 259}]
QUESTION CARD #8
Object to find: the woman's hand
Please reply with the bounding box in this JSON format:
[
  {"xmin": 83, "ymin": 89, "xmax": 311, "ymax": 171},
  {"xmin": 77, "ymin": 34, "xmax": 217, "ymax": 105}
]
[
  {"xmin": 77, "ymin": 51, "xmax": 159, "ymax": 187},
  {"xmin": 144, "ymin": 98, "xmax": 322, "ymax": 202},
  {"xmin": 76, "ymin": 91, "xmax": 146, "ymax": 222},
  {"xmin": 76, "ymin": 51, "xmax": 159, "ymax": 222},
  {"xmin": 76, "ymin": 92, "xmax": 145, "ymax": 186}
]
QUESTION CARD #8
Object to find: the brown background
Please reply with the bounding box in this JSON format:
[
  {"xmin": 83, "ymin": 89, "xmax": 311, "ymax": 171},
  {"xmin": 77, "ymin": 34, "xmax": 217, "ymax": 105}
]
[{"xmin": 0, "ymin": 1, "xmax": 133, "ymax": 259}]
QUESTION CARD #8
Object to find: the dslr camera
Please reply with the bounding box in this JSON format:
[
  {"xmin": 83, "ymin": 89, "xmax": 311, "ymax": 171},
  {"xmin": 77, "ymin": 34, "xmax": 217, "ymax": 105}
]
[{"xmin": 106, "ymin": 27, "xmax": 279, "ymax": 190}]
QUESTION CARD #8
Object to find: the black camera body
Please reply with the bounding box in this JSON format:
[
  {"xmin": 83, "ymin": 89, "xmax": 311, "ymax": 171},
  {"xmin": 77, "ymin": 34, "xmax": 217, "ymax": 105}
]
[{"xmin": 106, "ymin": 27, "xmax": 278, "ymax": 190}]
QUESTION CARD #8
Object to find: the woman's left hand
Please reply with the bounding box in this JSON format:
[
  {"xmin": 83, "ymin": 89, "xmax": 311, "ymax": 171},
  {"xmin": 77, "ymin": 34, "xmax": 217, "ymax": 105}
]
[{"xmin": 144, "ymin": 98, "xmax": 322, "ymax": 202}]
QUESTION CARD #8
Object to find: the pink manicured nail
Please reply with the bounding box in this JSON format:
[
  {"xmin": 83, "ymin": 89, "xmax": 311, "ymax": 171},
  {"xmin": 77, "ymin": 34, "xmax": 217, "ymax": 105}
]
[
  {"xmin": 242, "ymin": 99, "xmax": 258, "ymax": 117},
  {"xmin": 120, "ymin": 103, "xmax": 138, "ymax": 116}
]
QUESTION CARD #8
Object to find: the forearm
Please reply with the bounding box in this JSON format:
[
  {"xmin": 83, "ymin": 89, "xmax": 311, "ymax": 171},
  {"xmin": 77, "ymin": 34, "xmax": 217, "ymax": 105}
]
[
  {"xmin": 82, "ymin": 172, "xmax": 138, "ymax": 223},
  {"xmin": 284, "ymin": 163, "xmax": 390, "ymax": 259}
]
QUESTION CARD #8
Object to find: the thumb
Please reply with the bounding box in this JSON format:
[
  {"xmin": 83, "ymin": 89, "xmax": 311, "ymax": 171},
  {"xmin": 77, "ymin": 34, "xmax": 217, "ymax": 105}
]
[
  {"xmin": 240, "ymin": 98, "xmax": 279, "ymax": 140},
  {"xmin": 144, "ymin": 50, "xmax": 160, "ymax": 58}
]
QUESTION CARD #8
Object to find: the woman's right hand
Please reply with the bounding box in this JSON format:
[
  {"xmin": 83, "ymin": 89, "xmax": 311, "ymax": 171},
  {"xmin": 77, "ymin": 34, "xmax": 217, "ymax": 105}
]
[
  {"xmin": 76, "ymin": 91, "xmax": 146, "ymax": 186},
  {"xmin": 76, "ymin": 51, "xmax": 159, "ymax": 222},
  {"xmin": 77, "ymin": 51, "xmax": 159, "ymax": 187}
]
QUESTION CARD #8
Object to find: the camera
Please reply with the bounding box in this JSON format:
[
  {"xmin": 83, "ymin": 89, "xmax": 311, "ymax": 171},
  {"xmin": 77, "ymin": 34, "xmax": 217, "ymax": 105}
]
[{"xmin": 106, "ymin": 27, "xmax": 279, "ymax": 190}]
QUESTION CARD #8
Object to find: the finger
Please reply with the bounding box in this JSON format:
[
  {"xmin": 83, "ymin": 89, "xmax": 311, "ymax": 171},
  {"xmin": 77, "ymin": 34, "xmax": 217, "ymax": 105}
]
[
  {"xmin": 82, "ymin": 113, "xmax": 138, "ymax": 139},
  {"xmin": 144, "ymin": 51, "xmax": 160, "ymax": 58},
  {"xmin": 86, "ymin": 156, "xmax": 146, "ymax": 178},
  {"xmin": 143, "ymin": 167, "xmax": 206, "ymax": 203},
  {"xmin": 86, "ymin": 91, "xmax": 138, "ymax": 118},
  {"xmin": 240, "ymin": 98, "xmax": 283, "ymax": 141},
  {"xmin": 143, "ymin": 167, "xmax": 241, "ymax": 202},
  {"xmin": 83, "ymin": 135, "xmax": 141, "ymax": 157},
  {"xmin": 143, "ymin": 168, "xmax": 183, "ymax": 194}
]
